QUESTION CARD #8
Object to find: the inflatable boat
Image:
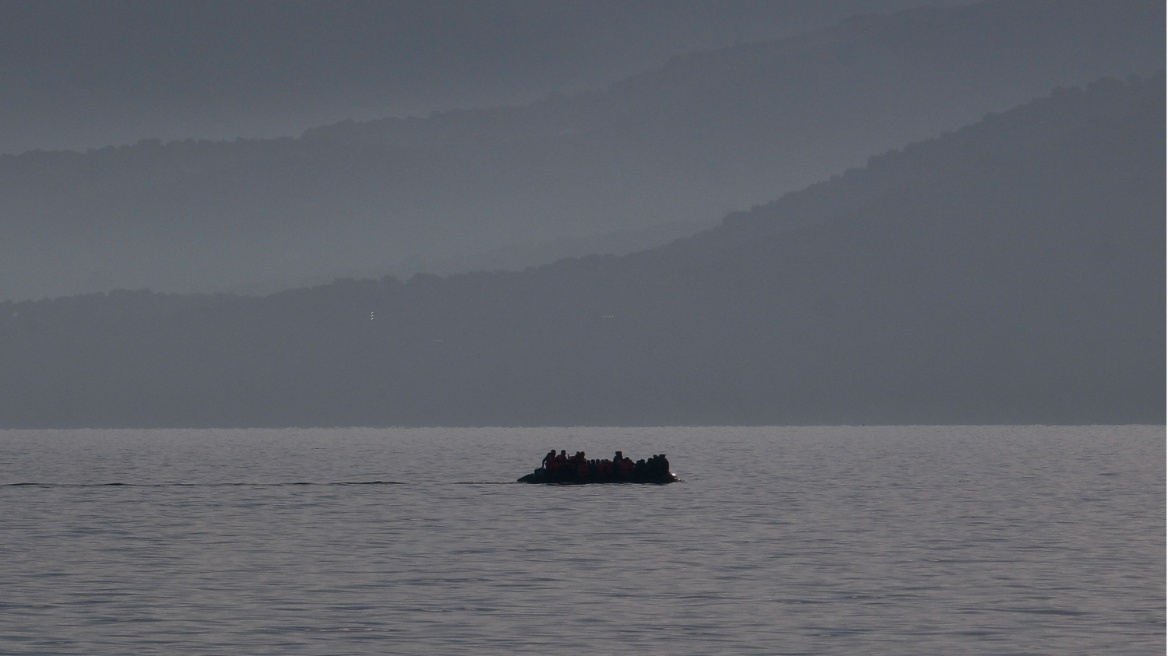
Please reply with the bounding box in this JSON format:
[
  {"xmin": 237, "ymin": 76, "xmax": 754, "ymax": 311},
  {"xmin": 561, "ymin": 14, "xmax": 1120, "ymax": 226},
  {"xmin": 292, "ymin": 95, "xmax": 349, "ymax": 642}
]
[{"xmin": 517, "ymin": 451, "xmax": 678, "ymax": 484}]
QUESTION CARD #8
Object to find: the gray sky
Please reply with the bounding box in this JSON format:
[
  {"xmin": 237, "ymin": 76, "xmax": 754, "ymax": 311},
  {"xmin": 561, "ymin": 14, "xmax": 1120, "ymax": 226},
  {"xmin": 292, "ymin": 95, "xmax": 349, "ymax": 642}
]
[{"xmin": 0, "ymin": 0, "xmax": 970, "ymax": 154}]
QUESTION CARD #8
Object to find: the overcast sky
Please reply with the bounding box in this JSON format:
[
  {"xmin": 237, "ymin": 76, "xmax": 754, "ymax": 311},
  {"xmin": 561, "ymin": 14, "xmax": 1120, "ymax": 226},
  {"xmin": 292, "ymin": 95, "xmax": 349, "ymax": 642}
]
[{"xmin": 0, "ymin": 0, "xmax": 970, "ymax": 154}]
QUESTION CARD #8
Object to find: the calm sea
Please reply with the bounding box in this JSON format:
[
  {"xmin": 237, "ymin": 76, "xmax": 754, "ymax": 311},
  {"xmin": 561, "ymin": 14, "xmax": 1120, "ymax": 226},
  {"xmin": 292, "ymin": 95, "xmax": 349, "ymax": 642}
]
[{"xmin": 1, "ymin": 426, "xmax": 1163, "ymax": 655}]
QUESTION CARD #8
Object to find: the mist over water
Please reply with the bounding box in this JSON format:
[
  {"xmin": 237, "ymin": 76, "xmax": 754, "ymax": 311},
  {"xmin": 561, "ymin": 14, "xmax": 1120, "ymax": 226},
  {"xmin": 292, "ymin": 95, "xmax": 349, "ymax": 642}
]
[{"xmin": 2, "ymin": 426, "xmax": 1162, "ymax": 655}]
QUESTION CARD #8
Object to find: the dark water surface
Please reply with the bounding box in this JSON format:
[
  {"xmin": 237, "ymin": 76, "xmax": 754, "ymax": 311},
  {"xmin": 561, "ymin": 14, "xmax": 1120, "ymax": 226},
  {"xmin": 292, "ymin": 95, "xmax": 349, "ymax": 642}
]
[{"xmin": 1, "ymin": 426, "xmax": 1163, "ymax": 654}]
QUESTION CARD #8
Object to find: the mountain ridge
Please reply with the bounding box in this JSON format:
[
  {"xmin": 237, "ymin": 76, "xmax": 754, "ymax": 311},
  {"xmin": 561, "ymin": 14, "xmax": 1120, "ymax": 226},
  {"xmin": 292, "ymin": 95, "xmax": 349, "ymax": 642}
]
[
  {"xmin": 2, "ymin": 74, "xmax": 1161, "ymax": 427},
  {"xmin": 1, "ymin": 0, "xmax": 1161, "ymax": 301}
]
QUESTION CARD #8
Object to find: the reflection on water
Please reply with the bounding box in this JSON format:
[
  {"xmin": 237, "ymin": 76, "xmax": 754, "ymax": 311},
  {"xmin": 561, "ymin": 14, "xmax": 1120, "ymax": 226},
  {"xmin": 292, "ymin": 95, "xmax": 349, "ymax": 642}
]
[{"xmin": 1, "ymin": 426, "xmax": 1163, "ymax": 655}]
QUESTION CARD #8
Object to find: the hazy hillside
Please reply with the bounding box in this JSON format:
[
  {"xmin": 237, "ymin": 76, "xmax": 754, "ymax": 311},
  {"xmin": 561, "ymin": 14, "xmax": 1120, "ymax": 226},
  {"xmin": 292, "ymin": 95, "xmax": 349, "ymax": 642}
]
[
  {"xmin": 0, "ymin": 0, "xmax": 1161, "ymax": 301},
  {"xmin": 2, "ymin": 74, "xmax": 1161, "ymax": 427}
]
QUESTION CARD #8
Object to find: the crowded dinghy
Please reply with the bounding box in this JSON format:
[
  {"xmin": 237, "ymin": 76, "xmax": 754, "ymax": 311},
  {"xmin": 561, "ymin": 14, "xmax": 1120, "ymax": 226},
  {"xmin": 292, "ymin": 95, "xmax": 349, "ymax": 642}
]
[{"xmin": 518, "ymin": 450, "xmax": 678, "ymax": 484}]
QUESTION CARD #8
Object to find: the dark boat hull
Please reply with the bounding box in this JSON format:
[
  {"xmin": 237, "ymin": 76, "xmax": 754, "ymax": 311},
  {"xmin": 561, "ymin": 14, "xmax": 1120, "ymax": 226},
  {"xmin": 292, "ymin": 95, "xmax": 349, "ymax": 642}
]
[{"xmin": 517, "ymin": 468, "xmax": 679, "ymax": 485}]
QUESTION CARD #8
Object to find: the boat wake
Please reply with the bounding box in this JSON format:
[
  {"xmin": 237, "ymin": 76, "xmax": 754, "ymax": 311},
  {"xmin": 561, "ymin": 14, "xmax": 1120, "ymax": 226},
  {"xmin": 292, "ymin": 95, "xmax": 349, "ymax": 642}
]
[
  {"xmin": 2, "ymin": 480, "xmax": 541, "ymax": 488},
  {"xmin": 5, "ymin": 481, "xmax": 408, "ymax": 488}
]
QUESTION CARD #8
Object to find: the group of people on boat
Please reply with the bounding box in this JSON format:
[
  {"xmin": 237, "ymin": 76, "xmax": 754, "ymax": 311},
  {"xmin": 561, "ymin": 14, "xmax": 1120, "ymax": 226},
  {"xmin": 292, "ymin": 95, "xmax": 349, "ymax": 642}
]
[{"xmin": 535, "ymin": 449, "xmax": 671, "ymax": 483}]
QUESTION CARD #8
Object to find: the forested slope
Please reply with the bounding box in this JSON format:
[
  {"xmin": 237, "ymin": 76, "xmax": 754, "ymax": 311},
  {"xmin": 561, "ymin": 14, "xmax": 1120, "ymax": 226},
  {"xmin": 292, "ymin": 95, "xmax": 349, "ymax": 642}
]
[{"xmin": 2, "ymin": 75, "xmax": 1161, "ymax": 427}]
